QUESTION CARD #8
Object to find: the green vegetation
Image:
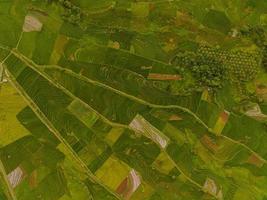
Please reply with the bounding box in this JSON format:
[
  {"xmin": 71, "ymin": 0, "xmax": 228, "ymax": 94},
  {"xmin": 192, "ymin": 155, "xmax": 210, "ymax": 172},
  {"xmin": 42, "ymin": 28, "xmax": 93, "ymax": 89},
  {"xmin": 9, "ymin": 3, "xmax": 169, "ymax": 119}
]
[
  {"xmin": 1, "ymin": 0, "xmax": 267, "ymax": 200},
  {"xmin": 263, "ymin": 46, "xmax": 267, "ymax": 70},
  {"xmin": 173, "ymin": 51, "xmax": 225, "ymax": 91},
  {"xmin": 58, "ymin": 0, "xmax": 83, "ymax": 25},
  {"xmin": 0, "ymin": 84, "xmax": 29, "ymax": 146}
]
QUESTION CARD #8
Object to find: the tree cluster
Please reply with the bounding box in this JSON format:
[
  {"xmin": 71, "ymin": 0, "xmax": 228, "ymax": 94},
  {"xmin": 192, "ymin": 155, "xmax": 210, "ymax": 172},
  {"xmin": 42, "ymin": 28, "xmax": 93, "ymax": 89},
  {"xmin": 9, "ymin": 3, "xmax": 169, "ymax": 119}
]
[
  {"xmin": 58, "ymin": 0, "xmax": 83, "ymax": 25},
  {"xmin": 240, "ymin": 26, "xmax": 266, "ymax": 48},
  {"xmin": 240, "ymin": 26, "xmax": 267, "ymax": 72},
  {"xmin": 172, "ymin": 51, "xmax": 225, "ymax": 90},
  {"xmin": 263, "ymin": 46, "xmax": 267, "ymax": 70}
]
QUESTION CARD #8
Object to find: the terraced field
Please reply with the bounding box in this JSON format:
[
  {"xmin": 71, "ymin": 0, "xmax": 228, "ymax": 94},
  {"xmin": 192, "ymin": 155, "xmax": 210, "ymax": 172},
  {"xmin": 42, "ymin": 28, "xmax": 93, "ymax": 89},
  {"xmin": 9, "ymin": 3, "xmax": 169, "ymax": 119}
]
[{"xmin": 1, "ymin": 0, "xmax": 267, "ymax": 199}]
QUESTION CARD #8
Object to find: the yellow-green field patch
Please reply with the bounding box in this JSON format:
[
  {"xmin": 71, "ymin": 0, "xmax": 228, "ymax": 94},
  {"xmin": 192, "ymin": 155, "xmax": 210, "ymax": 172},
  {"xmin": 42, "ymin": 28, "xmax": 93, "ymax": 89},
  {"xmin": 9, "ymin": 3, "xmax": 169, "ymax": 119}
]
[{"xmin": 0, "ymin": 83, "xmax": 29, "ymax": 146}]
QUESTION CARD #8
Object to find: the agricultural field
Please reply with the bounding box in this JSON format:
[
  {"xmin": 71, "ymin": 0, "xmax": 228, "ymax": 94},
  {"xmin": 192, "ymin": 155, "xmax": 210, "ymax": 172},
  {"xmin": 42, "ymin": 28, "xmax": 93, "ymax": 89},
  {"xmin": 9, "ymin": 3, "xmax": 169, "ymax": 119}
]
[{"xmin": 0, "ymin": 0, "xmax": 267, "ymax": 199}]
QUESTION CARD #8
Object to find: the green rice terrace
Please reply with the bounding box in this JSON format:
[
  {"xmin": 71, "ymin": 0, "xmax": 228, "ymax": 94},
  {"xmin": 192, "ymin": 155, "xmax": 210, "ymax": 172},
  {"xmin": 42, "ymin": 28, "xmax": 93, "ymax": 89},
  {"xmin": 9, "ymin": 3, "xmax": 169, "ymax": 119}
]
[{"xmin": 1, "ymin": 0, "xmax": 267, "ymax": 199}]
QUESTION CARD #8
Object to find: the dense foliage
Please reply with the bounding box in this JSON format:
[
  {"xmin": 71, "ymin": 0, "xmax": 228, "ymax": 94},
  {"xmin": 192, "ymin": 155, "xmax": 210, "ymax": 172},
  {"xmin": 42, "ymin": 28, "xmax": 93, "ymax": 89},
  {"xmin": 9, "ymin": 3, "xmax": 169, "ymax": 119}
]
[{"xmin": 173, "ymin": 51, "xmax": 225, "ymax": 90}]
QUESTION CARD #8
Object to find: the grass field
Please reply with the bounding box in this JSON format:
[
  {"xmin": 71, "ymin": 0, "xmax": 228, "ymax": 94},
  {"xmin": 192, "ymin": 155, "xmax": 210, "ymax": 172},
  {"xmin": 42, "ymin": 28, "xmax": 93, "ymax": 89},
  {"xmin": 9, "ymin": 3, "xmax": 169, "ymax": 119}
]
[{"xmin": 0, "ymin": 82, "xmax": 29, "ymax": 146}]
